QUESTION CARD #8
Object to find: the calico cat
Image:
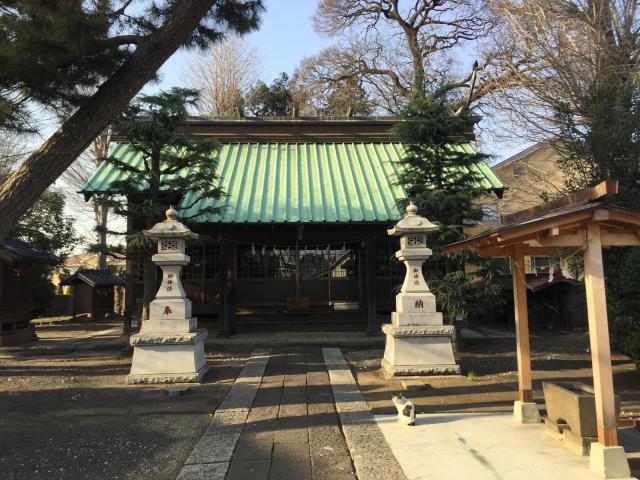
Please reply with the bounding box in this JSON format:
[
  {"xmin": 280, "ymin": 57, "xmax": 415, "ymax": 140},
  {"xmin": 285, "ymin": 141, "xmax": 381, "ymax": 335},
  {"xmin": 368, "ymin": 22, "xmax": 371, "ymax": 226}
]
[{"xmin": 391, "ymin": 393, "xmax": 415, "ymax": 426}]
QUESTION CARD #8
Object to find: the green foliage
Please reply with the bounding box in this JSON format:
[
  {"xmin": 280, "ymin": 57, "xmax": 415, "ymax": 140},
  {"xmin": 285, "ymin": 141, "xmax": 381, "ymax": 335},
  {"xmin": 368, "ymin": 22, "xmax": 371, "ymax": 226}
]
[
  {"xmin": 98, "ymin": 87, "xmax": 225, "ymax": 317},
  {"xmin": 245, "ymin": 72, "xmax": 293, "ymax": 116},
  {"xmin": 393, "ymin": 89, "xmax": 504, "ymax": 323},
  {"xmin": 466, "ymin": 370, "xmax": 478, "ymax": 381},
  {"xmin": 103, "ymin": 87, "xmax": 224, "ymax": 232},
  {"xmin": 14, "ymin": 190, "xmax": 78, "ymax": 314},
  {"xmin": 605, "ymin": 248, "xmax": 640, "ymax": 366},
  {"xmin": 0, "ymin": 0, "xmax": 265, "ymax": 132},
  {"xmin": 554, "ymin": 78, "xmax": 640, "ymax": 206},
  {"xmin": 554, "ymin": 73, "xmax": 640, "ymax": 361},
  {"xmin": 394, "ymin": 89, "xmax": 486, "ymax": 245}
]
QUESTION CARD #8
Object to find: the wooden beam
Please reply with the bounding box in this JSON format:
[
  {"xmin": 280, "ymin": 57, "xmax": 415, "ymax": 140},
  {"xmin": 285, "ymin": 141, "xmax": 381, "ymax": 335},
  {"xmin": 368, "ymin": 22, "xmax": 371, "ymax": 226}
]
[
  {"xmin": 528, "ymin": 231, "xmax": 586, "ymax": 248},
  {"xmin": 584, "ymin": 222, "xmax": 619, "ymax": 447},
  {"xmin": 501, "ymin": 179, "xmax": 618, "ymax": 225},
  {"xmin": 608, "ymin": 209, "xmax": 640, "ymax": 227},
  {"xmin": 601, "ymin": 233, "xmax": 640, "ymax": 247},
  {"xmin": 495, "ymin": 211, "xmax": 593, "ymax": 245},
  {"xmin": 512, "ymin": 244, "xmax": 533, "ymax": 403},
  {"xmin": 478, "ymin": 246, "xmax": 557, "ymax": 257},
  {"xmin": 593, "ymin": 209, "xmax": 610, "ymax": 221}
]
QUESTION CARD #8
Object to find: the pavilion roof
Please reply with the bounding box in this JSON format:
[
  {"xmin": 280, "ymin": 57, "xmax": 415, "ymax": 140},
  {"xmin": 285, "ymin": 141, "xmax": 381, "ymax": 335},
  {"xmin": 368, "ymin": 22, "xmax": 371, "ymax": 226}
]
[
  {"xmin": 440, "ymin": 180, "xmax": 640, "ymax": 256},
  {"xmin": 0, "ymin": 238, "xmax": 58, "ymax": 265},
  {"xmin": 60, "ymin": 268, "xmax": 125, "ymax": 287},
  {"xmin": 81, "ymin": 142, "xmax": 503, "ymax": 224}
]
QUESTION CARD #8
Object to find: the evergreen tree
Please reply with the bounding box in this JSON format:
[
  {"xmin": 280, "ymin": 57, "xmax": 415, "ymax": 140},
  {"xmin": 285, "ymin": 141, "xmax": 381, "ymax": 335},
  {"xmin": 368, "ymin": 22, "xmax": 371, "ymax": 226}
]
[
  {"xmin": 14, "ymin": 190, "xmax": 78, "ymax": 314},
  {"xmin": 394, "ymin": 89, "xmax": 504, "ymax": 323},
  {"xmin": 554, "ymin": 73, "xmax": 640, "ymax": 362},
  {"xmin": 245, "ymin": 73, "xmax": 293, "ymax": 116},
  {"xmin": 0, "ymin": 0, "xmax": 264, "ymax": 240},
  {"xmin": 101, "ymin": 88, "xmax": 224, "ymax": 321}
]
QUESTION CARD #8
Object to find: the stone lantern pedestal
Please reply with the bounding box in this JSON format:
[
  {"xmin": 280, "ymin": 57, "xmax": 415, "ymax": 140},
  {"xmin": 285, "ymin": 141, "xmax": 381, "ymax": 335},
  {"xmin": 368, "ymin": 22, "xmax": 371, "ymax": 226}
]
[
  {"xmin": 381, "ymin": 203, "xmax": 460, "ymax": 376},
  {"xmin": 126, "ymin": 207, "xmax": 208, "ymax": 384}
]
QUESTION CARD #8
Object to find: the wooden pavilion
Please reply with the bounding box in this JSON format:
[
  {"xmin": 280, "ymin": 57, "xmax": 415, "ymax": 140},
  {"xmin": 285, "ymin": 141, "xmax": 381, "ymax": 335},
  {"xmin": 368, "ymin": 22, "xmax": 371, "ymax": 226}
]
[
  {"xmin": 441, "ymin": 180, "xmax": 635, "ymax": 478},
  {"xmin": 0, "ymin": 238, "xmax": 57, "ymax": 345},
  {"xmin": 60, "ymin": 268, "xmax": 125, "ymax": 319},
  {"xmin": 81, "ymin": 117, "xmax": 504, "ymax": 332}
]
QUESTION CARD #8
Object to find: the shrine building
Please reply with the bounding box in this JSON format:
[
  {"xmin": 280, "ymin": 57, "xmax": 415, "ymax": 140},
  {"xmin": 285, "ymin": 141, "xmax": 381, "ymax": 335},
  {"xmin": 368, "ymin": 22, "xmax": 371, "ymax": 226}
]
[{"xmin": 81, "ymin": 117, "xmax": 503, "ymax": 331}]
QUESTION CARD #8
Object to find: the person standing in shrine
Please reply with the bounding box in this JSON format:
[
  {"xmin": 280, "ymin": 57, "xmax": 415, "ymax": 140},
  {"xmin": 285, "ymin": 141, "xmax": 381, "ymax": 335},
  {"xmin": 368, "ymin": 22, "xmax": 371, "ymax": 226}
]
[{"xmin": 226, "ymin": 269, "xmax": 237, "ymax": 336}]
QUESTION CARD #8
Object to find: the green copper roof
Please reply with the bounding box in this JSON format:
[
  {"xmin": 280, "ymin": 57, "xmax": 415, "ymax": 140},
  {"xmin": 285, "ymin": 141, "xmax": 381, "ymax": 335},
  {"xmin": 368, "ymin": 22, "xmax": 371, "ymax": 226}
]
[{"xmin": 81, "ymin": 142, "xmax": 503, "ymax": 223}]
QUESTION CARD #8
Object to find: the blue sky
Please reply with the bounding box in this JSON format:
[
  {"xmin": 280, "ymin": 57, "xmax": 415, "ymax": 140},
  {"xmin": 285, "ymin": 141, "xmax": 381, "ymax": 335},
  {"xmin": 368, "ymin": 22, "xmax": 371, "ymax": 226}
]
[
  {"xmin": 152, "ymin": 0, "xmax": 333, "ymax": 91},
  {"xmin": 146, "ymin": 0, "xmax": 526, "ymax": 161},
  {"xmin": 63, "ymin": 0, "xmax": 527, "ymax": 246}
]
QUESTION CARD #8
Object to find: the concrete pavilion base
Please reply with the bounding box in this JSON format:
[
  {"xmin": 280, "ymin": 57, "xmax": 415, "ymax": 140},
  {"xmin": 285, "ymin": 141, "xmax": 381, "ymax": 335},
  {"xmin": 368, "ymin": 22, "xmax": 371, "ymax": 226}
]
[
  {"xmin": 589, "ymin": 443, "xmax": 632, "ymax": 479},
  {"xmin": 125, "ymin": 329, "xmax": 209, "ymax": 384},
  {"xmin": 381, "ymin": 324, "xmax": 461, "ymax": 376},
  {"xmin": 513, "ymin": 400, "xmax": 541, "ymax": 424}
]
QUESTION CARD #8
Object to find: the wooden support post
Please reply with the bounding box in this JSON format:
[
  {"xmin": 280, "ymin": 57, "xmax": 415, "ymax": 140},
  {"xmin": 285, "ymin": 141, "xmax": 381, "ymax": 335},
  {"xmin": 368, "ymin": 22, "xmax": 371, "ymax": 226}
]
[
  {"xmin": 512, "ymin": 244, "xmax": 533, "ymax": 403},
  {"xmin": 584, "ymin": 222, "xmax": 618, "ymax": 447},
  {"xmin": 366, "ymin": 237, "xmax": 376, "ymax": 334},
  {"xmin": 123, "ymin": 214, "xmax": 135, "ymax": 332},
  {"xmin": 218, "ymin": 240, "xmax": 229, "ymax": 336}
]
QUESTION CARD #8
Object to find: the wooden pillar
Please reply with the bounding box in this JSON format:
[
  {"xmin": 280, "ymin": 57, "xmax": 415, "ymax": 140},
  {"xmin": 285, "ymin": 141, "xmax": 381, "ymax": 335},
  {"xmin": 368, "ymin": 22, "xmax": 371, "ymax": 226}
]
[
  {"xmin": 123, "ymin": 214, "xmax": 135, "ymax": 332},
  {"xmin": 584, "ymin": 222, "xmax": 618, "ymax": 447},
  {"xmin": 357, "ymin": 243, "xmax": 365, "ymax": 311},
  {"xmin": 512, "ymin": 243, "xmax": 533, "ymax": 403},
  {"xmin": 366, "ymin": 236, "xmax": 376, "ymax": 334},
  {"xmin": 218, "ymin": 239, "xmax": 229, "ymax": 336}
]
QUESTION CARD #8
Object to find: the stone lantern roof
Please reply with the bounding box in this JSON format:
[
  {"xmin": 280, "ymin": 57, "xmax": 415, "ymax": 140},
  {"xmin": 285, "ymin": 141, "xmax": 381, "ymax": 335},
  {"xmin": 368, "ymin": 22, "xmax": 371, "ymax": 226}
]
[
  {"xmin": 387, "ymin": 202, "xmax": 439, "ymax": 236},
  {"xmin": 143, "ymin": 206, "xmax": 199, "ymax": 240}
]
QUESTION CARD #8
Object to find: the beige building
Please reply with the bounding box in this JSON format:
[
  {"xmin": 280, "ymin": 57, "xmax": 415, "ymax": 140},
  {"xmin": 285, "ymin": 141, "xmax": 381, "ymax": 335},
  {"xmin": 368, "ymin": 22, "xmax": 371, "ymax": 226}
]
[
  {"xmin": 52, "ymin": 252, "xmax": 126, "ymax": 294},
  {"xmin": 474, "ymin": 142, "xmax": 569, "ymax": 274}
]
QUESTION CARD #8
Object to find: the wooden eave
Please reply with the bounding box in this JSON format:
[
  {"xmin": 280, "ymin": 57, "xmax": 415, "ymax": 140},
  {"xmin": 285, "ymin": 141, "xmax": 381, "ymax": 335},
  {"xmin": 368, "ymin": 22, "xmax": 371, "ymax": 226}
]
[
  {"xmin": 110, "ymin": 116, "xmax": 477, "ymax": 144},
  {"xmin": 441, "ymin": 203, "xmax": 640, "ymax": 257}
]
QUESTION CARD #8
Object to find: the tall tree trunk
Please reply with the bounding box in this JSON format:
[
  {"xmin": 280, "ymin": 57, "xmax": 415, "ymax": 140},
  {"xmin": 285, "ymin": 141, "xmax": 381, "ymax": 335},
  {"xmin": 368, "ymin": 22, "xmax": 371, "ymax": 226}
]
[
  {"xmin": 94, "ymin": 200, "xmax": 109, "ymax": 270},
  {"xmin": 92, "ymin": 131, "xmax": 111, "ymax": 270},
  {"xmin": 0, "ymin": 0, "xmax": 219, "ymax": 239}
]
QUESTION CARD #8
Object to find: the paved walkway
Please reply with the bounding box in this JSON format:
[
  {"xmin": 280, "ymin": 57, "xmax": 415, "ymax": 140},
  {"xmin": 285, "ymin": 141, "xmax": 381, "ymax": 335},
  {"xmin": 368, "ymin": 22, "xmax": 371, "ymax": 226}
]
[
  {"xmin": 179, "ymin": 347, "xmax": 383, "ymax": 480},
  {"xmin": 375, "ymin": 412, "xmax": 636, "ymax": 480}
]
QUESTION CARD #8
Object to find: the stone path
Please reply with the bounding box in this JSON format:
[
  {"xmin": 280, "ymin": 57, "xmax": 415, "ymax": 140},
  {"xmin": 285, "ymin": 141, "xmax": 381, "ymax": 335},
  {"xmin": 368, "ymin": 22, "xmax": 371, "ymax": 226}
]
[
  {"xmin": 178, "ymin": 349, "xmax": 270, "ymax": 479},
  {"xmin": 177, "ymin": 347, "xmax": 367, "ymax": 480},
  {"xmin": 225, "ymin": 347, "xmax": 356, "ymax": 480},
  {"xmin": 324, "ymin": 348, "xmax": 407, "ymax": 480}
]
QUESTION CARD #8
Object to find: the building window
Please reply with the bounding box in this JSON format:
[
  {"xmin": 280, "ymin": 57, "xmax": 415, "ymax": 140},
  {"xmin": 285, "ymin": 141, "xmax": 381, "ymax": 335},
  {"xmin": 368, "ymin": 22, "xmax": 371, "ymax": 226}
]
[
  {"xmin": 513, "ymin": 164, "xmax": 526, "ymax": 176},
  {"xmin": 322, "ymin": 248, "xmax": 355, "ymax": 279},
  {"xmin": 237, "ymin": 245, "xmax": 356, "ymax": 279},
  {"xmin": 183, "ymin": 244, "xmax": 220, "ymax": 280},
  {"xmin": 481, "ymin": 203, "xmax": 499, "ymax": 222},
  {"xmin": 133, "ymin": 255, "xmax": 144, "ymax": 281},
  {"xmin": 238, "ymin": 246, "xmax": 296, "ymax": 279},
  {"xmin": 528, "ymin": 256, "xmax": 560, "ymax": 275},
  {"xmin": 266, "ymin": 249, "xmax": 296, "ymax": 279}
]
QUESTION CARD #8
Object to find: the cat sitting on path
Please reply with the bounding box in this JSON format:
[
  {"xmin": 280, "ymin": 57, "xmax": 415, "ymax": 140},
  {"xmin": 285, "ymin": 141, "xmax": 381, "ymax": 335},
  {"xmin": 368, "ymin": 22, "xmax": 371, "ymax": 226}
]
[{"xmin": 391, "ymin": 393, "xmax": 415, "ymax": 426}]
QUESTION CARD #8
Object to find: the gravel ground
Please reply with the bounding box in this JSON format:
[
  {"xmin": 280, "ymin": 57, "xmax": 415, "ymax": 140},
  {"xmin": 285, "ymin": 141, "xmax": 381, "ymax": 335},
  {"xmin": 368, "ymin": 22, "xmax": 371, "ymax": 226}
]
[
  {"xmin": 0, "ymin": 323, "xmax": 251, "ymax": 480},
  {"xmin": 345, "ymin": 330, "xmax": 640, "ymax": 417}
]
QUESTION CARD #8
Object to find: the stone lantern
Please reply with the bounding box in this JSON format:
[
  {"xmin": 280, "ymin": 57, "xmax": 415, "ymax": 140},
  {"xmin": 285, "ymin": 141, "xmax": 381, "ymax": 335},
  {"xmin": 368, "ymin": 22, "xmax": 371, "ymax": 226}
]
[
  {"xmin": 381, "ymin": 202, "xmax": 460, "ymax": 376},
  {"xmin": 126, "ymin": 206, "xmax": 208, "ymax": 383}
]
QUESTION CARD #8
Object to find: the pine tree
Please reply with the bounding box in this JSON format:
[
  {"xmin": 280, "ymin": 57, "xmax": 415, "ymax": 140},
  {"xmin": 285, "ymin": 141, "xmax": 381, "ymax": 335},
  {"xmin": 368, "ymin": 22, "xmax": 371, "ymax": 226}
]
[
  {"xmin": 394, "ymin": 90, "xmax": 486, "ymax": 249},
  {"xmin": 101, "ymin": 88, "xmax": 224, "ymax": 322},
  {"xmin": 394, "ymin": 89, "xmax": 504, "ymax": 323},
  {"xmin": 0, "ymin": 0, "xmax": 264, "ymax": 240},
  {"xmin": 245, "ymin": 73, "xmax": 293, "ymax": 116}
]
